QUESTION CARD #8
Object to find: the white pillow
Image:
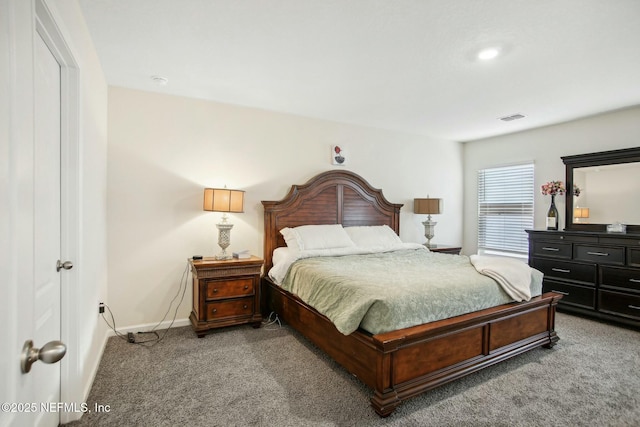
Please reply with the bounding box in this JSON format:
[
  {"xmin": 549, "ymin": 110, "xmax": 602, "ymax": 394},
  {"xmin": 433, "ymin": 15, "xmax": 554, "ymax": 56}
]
[
  {"xmin": 280, "ymin": 224, "xmax": 355, "ymax": 251},
  {"xmin": 344, "ymin": 225, "xmax": 402, "ymax": 248},
  {"xmin": 272, "ymin": 246, "xmax": 293, "ymax": 266}
]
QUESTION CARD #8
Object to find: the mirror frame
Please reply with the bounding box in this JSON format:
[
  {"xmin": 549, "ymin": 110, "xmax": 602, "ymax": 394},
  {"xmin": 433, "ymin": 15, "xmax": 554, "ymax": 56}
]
[{"xmin": 562, "ymin": 146, "xmax": 640, "ymax": 233}]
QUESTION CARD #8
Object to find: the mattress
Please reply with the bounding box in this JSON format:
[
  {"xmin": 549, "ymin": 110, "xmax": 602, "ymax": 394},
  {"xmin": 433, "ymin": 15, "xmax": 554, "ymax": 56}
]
[{"xmin": 277, "ymin": 248, "xmax": 543, "ymax": 335}]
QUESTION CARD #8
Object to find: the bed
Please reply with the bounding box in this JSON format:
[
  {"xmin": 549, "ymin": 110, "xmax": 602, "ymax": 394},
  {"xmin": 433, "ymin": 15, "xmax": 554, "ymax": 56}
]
[{"xmin": 261, "ymin": 170, "xmax": 561, "ymax": 417}]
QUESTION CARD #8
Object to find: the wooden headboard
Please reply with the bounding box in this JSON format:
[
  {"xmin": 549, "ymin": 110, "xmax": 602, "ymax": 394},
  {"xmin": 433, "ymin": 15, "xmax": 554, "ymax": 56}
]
[{"xmin": 261, "ymin": 170, "xmax": 403, "ymax": 273}]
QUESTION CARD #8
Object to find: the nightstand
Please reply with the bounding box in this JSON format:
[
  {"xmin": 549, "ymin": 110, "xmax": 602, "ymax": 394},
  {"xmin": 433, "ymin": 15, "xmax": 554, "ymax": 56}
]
[
  {"xmin": 189, "ymin": 256, "xmax": 263, "ymax": 337},
  {"xmin": 427, "ymin": 244, "xmax": 462, "ymax": 255}
]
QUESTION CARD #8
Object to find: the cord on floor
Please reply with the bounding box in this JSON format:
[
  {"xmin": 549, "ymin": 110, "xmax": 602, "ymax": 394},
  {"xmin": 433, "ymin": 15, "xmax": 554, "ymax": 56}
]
[
  {"xmin": 262, "ymin": 311, "xmax": 281, "ymax": 330},
  {"xmin": 99, "ymin": 259, "xmax": 190, "ymax": 347}
]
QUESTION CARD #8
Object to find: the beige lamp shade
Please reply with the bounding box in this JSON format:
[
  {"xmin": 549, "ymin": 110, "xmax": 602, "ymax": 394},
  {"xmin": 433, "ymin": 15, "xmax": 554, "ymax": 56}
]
[
  {"xmin": 414, "ymin": 198, "xmax": 442, "ymax": 215},
  {"xmin": 203, "ymin": 188, "xmax": 245, "ymax": 213},
  {"xmin": 574, "ymin": 207, "xmax": 590, "ymax": 218}
]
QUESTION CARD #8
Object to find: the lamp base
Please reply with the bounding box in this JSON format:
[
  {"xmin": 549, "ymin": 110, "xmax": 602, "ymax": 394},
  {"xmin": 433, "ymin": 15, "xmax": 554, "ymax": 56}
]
[
  {"xmin": 215, "ymin": 222, "xmax": 234, "ymax": 261},
  {"xmin": 422, "ymin": 218, "xmax": 437, "ymax": 248}
]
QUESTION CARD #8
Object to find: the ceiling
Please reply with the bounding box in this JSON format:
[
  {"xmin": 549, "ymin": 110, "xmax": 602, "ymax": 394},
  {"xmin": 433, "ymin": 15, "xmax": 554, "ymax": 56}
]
[{"xmin": 77, "ymin": 0, "xmax": 640, "ymax": 141}]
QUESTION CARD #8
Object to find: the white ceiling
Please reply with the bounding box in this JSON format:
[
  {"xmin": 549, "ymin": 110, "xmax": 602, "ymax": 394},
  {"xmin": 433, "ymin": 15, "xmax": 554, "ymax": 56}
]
[{"xmin": 77, "ymin": 0, "xmax": 640, "ymax": 141}]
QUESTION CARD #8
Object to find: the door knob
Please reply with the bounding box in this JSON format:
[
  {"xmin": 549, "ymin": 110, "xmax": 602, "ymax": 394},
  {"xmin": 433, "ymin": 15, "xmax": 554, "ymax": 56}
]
[
  {"xmin": 21, "ymin": 340, "xmax": 67, "ymax": 373},
  {"xmin": 56, "ymin": 260, "xmax": 73, "ymax": 272}
]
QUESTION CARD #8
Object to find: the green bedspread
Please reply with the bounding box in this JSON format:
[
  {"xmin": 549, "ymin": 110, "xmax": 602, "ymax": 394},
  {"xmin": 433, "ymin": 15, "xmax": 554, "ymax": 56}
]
[{"xmin": 280, "ymin": 249, "xmax": 543, "ymax": 335}]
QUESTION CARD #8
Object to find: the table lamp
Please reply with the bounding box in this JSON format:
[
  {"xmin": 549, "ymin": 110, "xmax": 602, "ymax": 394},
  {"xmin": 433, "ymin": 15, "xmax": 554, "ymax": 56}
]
[
  {"xmin": 203, "ymin": 187, "xmax": 244, "ymax": 259},
  {"xmin": 414, "ymin": 196, "xmax": 442, "ymax": 248},
  {"xmin": 574, "ymin": 207, "xmax": 589, "ymax": 223}
]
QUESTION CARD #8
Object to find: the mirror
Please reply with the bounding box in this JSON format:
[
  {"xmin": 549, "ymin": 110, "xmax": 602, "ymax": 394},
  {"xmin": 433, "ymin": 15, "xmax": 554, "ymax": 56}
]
[{"xmin": 563, "ymin": 147, "xmax": 640, "ymax": 233}]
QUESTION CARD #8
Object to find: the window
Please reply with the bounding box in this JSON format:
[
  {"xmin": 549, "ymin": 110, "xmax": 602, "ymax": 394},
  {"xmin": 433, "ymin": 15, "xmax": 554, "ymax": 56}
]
[{"xmin": 477, "ymin": 163, "xmax": 534, "ymax": 257}]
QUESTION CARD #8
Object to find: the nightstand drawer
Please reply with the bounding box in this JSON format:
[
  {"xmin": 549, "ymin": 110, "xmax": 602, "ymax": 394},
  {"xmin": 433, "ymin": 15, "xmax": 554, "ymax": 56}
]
[
  {"xmin": 532, "ymin": 258, "xmax": 596, "ymax": 285},
  {"xmin": 206, "ymin": 278, "xmax": 254, "ymax": 299},
  {"xmin": 600, "ymin": 266, "xmax": 640, "ymax": 293},
  {"xmin": 532, "ymin": 241, "xmax": 572, "ymax": 259},
  {"xmin": 574, "ymin": 244, "xmax": 624, "ymax": 265},
  {"xmin": 598, "ymin": 290, "xmax": 640, "ymax": 320},
  {"xmin": 207, "ymin": 298, "xmax": 254, "ymax": 320},
  {"xmin": 543, "ymin": 279, "xmax": 595, "ymax": 309}
]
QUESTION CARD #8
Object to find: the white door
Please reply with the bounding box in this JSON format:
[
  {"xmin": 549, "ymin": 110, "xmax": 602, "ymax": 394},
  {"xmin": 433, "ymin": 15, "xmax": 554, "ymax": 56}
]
[
  {"xmin": 1, "ymin": 2, "xmax": 78, "ymax": 426},
  {"xmin": 1, "ymin": 24, "xmax": 66, "ymax": 427},
  {"xmin": 30, "ymin": 29, "xmax": 64, "ymax": 427}
]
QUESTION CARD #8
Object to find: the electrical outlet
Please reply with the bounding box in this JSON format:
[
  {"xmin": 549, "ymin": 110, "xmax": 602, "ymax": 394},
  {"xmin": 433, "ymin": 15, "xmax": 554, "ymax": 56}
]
[{"xmin": 98, "ymin": 302, "xmax": 105, "ymax": 314}]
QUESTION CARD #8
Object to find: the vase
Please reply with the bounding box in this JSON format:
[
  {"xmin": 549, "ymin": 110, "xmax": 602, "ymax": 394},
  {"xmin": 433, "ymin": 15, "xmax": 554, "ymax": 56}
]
[{"xmin": 546, "ymin": 195, "xmax": 559, "ymax": 230}]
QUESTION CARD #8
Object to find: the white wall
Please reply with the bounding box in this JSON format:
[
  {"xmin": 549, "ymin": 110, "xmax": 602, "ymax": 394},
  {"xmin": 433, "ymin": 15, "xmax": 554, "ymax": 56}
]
[
  {"xmin": 462, "ymin": 106, "xmax": 640, "ymax": 255},
  {"xmin": 107, "ymin": 86, "xmax": 463, "ymax": 328}
]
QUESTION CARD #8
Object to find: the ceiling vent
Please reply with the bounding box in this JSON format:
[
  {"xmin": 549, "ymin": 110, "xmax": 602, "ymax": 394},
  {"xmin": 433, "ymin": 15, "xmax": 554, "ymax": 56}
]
[
  {"xmin": 499, "ymin": 113, "xmax": 525, "ymax": 122},
  {"xmin": 151, "ymin": 75, "xmax": 169, "ymax": 86}
]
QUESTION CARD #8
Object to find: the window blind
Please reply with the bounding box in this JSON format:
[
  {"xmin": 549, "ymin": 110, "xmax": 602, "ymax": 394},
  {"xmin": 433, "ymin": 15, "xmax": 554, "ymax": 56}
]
[{"xmin": 478, "ymin": 163, "xmax": 534, "ymax": 256}]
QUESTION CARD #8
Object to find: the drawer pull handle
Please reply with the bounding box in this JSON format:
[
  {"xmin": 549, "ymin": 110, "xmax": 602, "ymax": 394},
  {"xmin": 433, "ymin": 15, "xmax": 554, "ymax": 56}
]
[
  {"xmin": 551, "ymin": 268, "xmax": 571, "ymax": 273},
  {"xmin": 244, "ymin": 285, "xmax": 249, "ymax": 290},
  {"xmin": 586, "ymin": 251, "xmax": 609, "ymax": 256},
  {"xmin": 213, "ymin": 289, "xmax": 218, "ymax": 293},
  {"xmin": 542, "ymin": 247, "xmax": 560, "ymax": 251},
  {"xmin": 629, "ymin": 305, "xmax": 640, "ymax": 310},
  {"xmin": 212, "ymin": 309, "xmax": 217, "ymax": 313},
  {"xmin": 243, "ymin": 304, "xmax": 248, "ymax": 309},
  {"xmin": 551, "ymin": 290, "xmax": 569, "ymax": 296},
  {"xmin": 630, "ymin": 279, "xmax": 640, "ymax": 283}
]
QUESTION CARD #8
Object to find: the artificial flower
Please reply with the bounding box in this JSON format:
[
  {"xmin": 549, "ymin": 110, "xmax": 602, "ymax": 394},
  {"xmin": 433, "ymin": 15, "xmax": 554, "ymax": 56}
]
[{"xmin": 541, "ymin": 181, "xmax": 565, "ymax": 196}]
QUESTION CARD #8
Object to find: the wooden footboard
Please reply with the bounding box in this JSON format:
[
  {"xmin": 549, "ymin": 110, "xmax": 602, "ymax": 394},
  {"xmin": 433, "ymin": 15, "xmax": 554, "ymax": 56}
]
[{"xmin": 263, "ymin": 277, "xmax": 562, "ymax": 417}]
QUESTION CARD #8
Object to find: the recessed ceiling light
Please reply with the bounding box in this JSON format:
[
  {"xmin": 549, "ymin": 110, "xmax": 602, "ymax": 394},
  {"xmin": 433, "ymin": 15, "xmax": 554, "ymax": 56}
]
[
  {"xmin": 151, "ymin": 75, "xmax": 168, "ymax": 86},
  {"xmin": 477, "ymin": 48, "xmax": 500, "ymax": 61}
]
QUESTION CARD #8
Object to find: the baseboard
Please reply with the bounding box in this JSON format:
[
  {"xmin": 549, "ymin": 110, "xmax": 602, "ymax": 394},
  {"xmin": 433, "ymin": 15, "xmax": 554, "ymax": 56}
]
[
  {"xmin": 61, "ymin": 321, "xmax": 111, "ymax": 425},
  {"xmin": 107, "ymin": 318, "xmax": 191, "ymax": 338},
  {"xmin": 84, "ymin": 323, "xmax": 111, "ymax": 400}
]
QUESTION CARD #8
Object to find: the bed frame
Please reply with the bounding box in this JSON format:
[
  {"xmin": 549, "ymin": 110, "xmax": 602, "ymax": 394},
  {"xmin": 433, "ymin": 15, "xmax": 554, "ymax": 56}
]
[{"xmin": 261, "ymin": 170, "xmax": 561, "ymax": 417}]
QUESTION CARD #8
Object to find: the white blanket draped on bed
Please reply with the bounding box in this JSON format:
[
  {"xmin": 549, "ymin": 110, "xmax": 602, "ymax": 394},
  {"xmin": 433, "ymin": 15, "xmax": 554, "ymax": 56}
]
[{"xmin": 469, "ymin": 254, "xmax": 533, "ymax": 302}]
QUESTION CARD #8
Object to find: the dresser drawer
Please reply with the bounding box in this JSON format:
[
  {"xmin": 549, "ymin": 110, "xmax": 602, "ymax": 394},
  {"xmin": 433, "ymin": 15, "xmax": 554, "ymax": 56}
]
[
  {"xmin": 629, "ymin": 247, "xmax": 640, "ymax": 268},
  {"xmin": 543, "ymin": 279, "xmax": 595, "ymax": 309},
  {"xmin": 207, "ymin": 298, "xmax": 254, "ymax": 320},
  {"xmin": 532, "ymin": 241, "xmax": 572, "ymax": 259},
  {"xmin": 573, "ymin": 244, "xmax": 625, "ymax": 265},
  {"xmin": 598, "ymin": 290, "xmax": 640, "ymax": 320},
  {"xmin": 206, "ymin": 278, "xmax": 254, "ymax": 299},
  {"xmin": 600, "ymin": 266, "xmax": 640, "ymax": 293},
  {"xmin": 532, "ymin": 258, "xmax": 596, "ymax": 285}
]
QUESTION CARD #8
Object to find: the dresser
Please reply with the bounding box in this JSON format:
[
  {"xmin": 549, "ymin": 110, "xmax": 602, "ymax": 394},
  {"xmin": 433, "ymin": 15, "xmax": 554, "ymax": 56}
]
[
  {"xmin": 189, "ymin": 256, "xmax": 263, "ymax": 337},
  {"xmin": 527, "ymin": 230, "xmax": 640, "ymax": 328}
]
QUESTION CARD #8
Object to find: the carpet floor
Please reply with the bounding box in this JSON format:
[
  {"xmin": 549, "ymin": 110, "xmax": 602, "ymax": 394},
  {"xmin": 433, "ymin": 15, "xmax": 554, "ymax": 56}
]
[{"xmin": 66, "ymin": 312, "xmax": 639, "ymax": 426}]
